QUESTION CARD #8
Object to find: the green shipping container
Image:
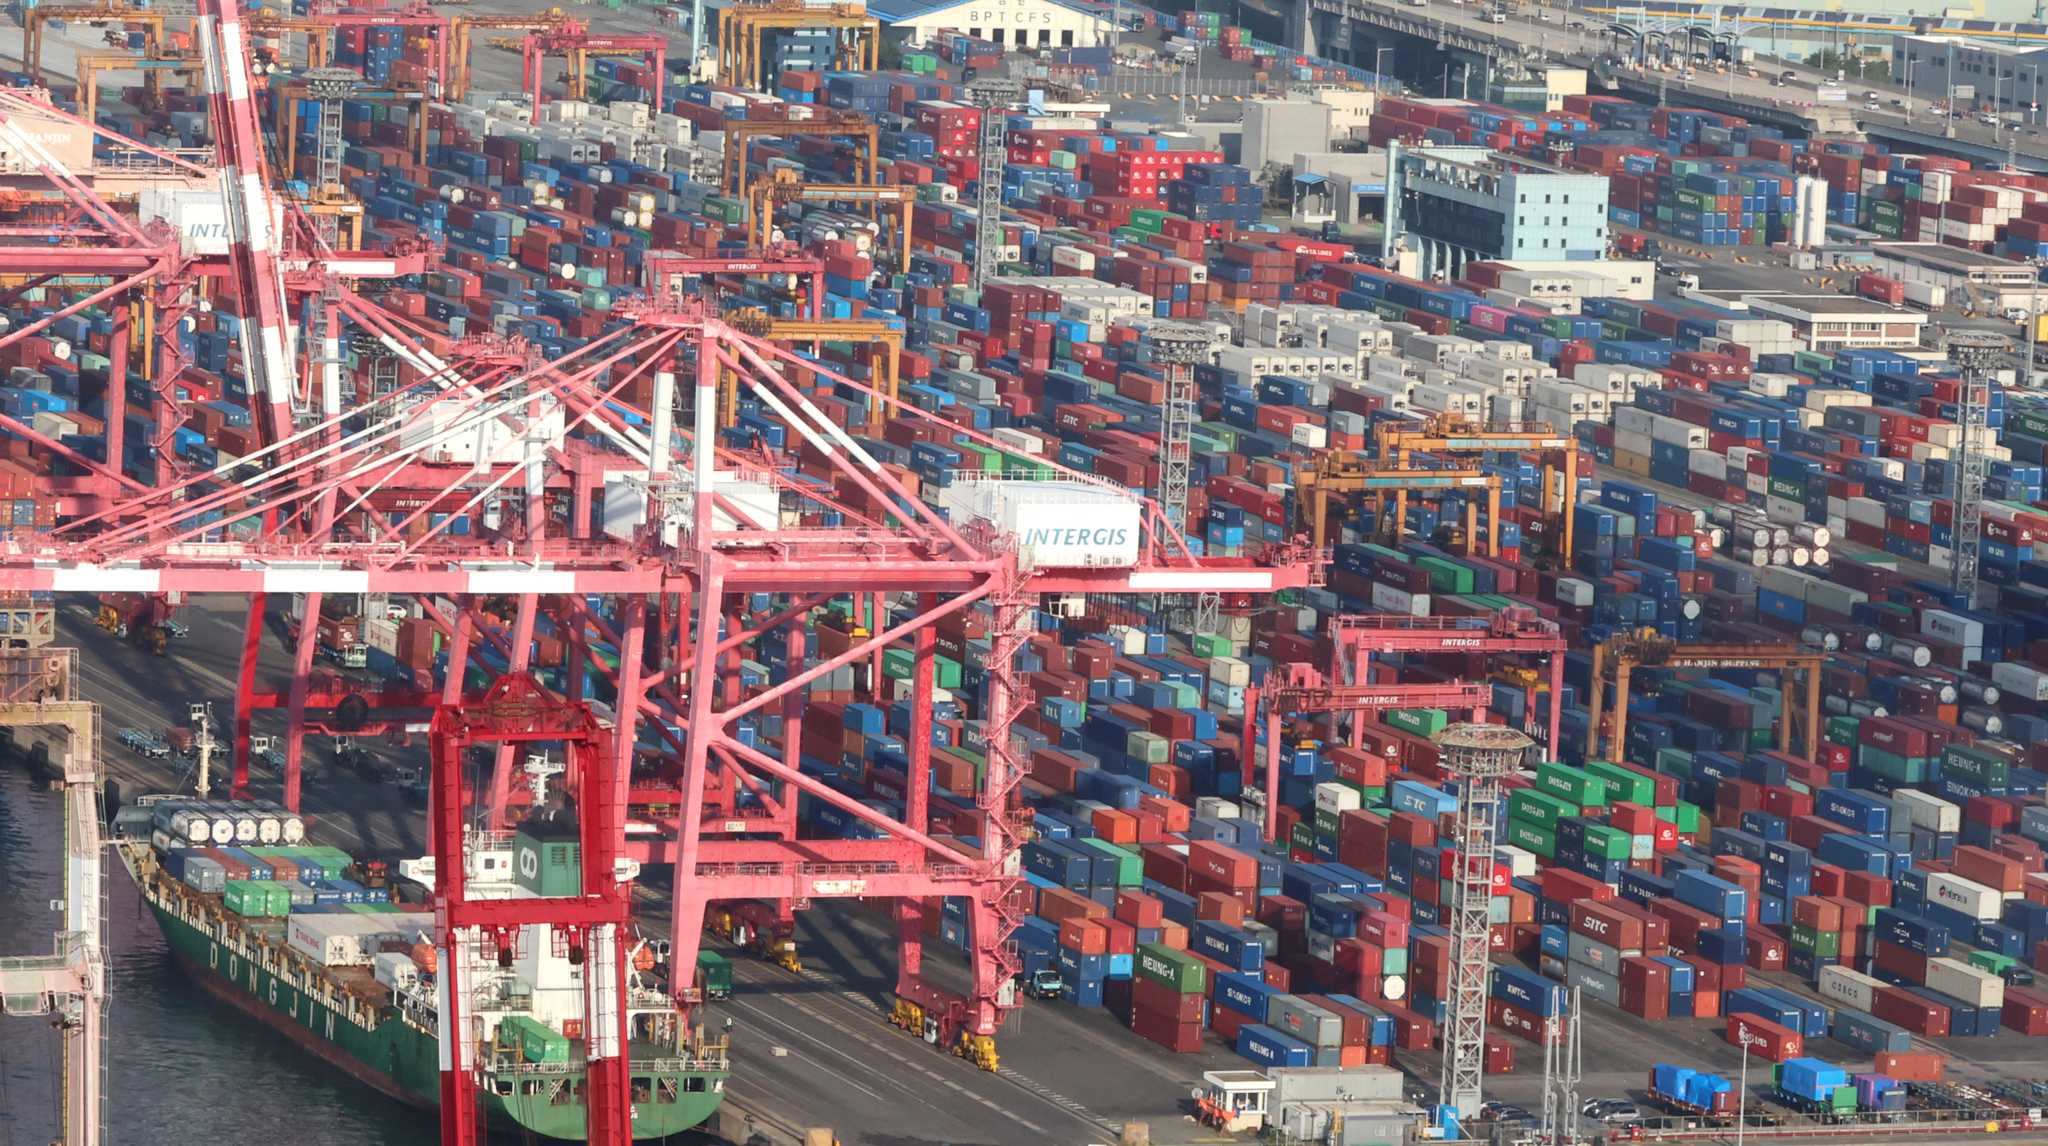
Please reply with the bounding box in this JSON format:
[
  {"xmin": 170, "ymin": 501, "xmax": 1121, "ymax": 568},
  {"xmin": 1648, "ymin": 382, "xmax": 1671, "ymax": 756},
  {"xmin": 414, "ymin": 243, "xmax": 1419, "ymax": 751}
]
[
  {"xmin": 1505, "ymin": 816, "xmax": 1557, "ymax": 858},
  {"xmin": 1857, "ymin": 744, "xmax": 1926, "ymax": 783},
  {"xmin": 1789, "ymin": 923, "xmax": 1841, "ymax": 956},
  {"xmin": 1969, "ymin": 950, "xmax": 2018, "ymax": 976},
  {"xmin": 224, "ymin": 880, "xmax": 279, "ymax": 917},
  {"xmin": 1314, "ymin": 807, "xmax": 1341, "ymax": 836},
  {"xmin": 1136, "ymin": 942, "xmax": 1206, "ymax": 994},
  {"xmin": 1536, "ymin": 762, "xmax": 1605, "ymax": 806},
  {"xmin": 702, "ymin": 196, "xmax": 747, "ymax": 224},
  {"xmin": 1078, "ymin": 838, "xmax": 1143, "ymax": 885},
  {"xmin": 2010, "ymin": 408, "xmax": 2048, "ymax": 440},
  {"xmin": 1942, "ymin": 744, "xmax": 2010, "ymax": 787},
  {"xmin": 880, "ymin": 648, "xmax": 964, "ymax": 689},
  {"xmin": 1509, "ymin": 789, "xmax": 1578, "ymax": 830},
  {"xmin": 1767, "ymin": 475, "xmax": 1806, "ymax": 502},
  {"xmin": 1190, "ymin": 633, "xmax": 1233, "ymax": 657},
  {"xmin": 1582, "ymin": 824, "xmax": 1632, "ymax": 860},
  {"xmin": 1583, "ymin": 760, "xmax": 1656, "ymax": 806},
  {"xmin": 503, "ymin": 1015, "xmax": 571, "ymax": 1063},
  {"xmin": 1290, "ymin": 821, "xmax": 1317, "ymax": 852},
  {"xmin": 1827, "ymin": 716, "xmax": 1861, "ymax": 747},
  {"xmin": 1385, "ymin": 708, "xmax": 1448, "ymax": 737}
]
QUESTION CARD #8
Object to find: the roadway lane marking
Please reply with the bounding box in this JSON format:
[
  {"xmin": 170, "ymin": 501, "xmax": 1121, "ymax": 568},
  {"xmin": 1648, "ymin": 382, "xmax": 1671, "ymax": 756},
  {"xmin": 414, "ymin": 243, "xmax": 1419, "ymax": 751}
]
[
  {"xmin": 724, "ymin": 998, "xmax": 890, "ymax": 1101},
  {"xmin": 728, "ymin": 960, "xmax": 1068, "ymax": 1136}
]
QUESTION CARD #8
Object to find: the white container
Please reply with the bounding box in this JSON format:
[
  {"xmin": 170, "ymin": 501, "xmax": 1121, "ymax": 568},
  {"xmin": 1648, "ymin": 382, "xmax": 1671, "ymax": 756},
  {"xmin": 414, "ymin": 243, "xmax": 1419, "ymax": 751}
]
[
  {"xmin": 1210, "ymin": 656, "xmax": 1251, "ymax": 688},
  {"xmin": 1922, "ymin": 609, "xmax": 1985, "ymax": 647},
  {"xmin": 1315, "ymin": 783, "xmax": 1362, "ymax": 813},
  {"xmin": 1817, "ymin": 965, "xmax": 1882, "ymax": 1012},
  {"xmin": 1991, "ymin": 661, "xmax": 2048, "ymax": 701},
  {"xmin": 1371, "ymin": 581, "xmax": 1428, "ymax": 617},
  {"xmin": 1891, "ymin": 789, "xmax": 1962, "ymax": 833},
  {"xmin": 1924, "ymin": 957, "xmax": 2005, "ymax": 1009},
  {"xmin": 375, "ymin": 950, "xmax": 422, "ymax": 991},
  {"xmin": 1925, "ymin": 873, "xmax": 2002, "ymax": 921},
  {"xmin": 288, "ymin": 915, "xmax": 369, "ymax": 966}
]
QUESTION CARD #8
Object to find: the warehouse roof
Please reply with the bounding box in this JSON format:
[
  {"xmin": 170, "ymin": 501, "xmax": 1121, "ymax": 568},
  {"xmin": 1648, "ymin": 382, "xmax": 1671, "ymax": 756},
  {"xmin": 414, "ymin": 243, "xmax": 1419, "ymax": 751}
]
[
  {"xmin": 864, "ymin": 0, "xmax": 1115, "ymax": 22},
  {"xmin": 1873, "ymin": 242, "xmax": 2027, "ymax": 271},
  {"xmin": 1742, "ymin": 294, "xmax": 1929, "ymax": 319}
]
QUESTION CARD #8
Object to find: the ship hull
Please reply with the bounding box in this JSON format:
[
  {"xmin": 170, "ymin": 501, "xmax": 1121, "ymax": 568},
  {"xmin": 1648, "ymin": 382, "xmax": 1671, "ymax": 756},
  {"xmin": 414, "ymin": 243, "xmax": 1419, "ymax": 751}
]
[{"xmin": 130, "ymin": 858, "xmax": 726, "ymax": 1140}]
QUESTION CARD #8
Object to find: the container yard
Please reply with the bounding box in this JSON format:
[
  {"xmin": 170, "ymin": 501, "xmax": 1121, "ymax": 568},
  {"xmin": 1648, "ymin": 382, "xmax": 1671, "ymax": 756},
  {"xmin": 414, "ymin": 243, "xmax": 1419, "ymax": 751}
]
[{"xmin": 7, "ymin": 1, "xmax": 2048, "ymax": 1145}]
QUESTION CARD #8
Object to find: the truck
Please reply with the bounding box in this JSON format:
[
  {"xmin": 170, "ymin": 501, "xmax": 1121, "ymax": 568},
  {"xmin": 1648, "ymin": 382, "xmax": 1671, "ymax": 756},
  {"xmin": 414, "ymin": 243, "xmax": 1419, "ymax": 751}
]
[
  {"xmin": 1856, "ymin": 274, "xmax": 1907, "ymax": 305},
  {"xmin": 1647, "ymin": 1064, "xmax": 1740, "ymax": 1122},
  {"xmin": 1902, "ymin": 280, "xmax": 1947, "ymax": 310},
  {"xmin": 695, "ymin": 950, "xmax": 734, "ymax": 1001}
]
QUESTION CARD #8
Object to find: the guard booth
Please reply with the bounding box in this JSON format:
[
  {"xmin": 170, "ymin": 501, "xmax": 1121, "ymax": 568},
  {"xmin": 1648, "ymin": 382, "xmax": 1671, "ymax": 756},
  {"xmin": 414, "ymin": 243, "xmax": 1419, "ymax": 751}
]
[{"xmin": 1196, "ymin": 1070, "xmax": 1276, "ymax": 1132}]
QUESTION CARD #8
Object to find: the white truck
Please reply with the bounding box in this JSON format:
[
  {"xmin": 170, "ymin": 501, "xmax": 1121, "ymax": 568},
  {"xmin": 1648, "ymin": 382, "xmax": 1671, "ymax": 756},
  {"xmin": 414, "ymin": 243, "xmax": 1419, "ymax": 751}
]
[{"xmin": 1902, "ymin": 280, "xmax": 1947, "ymax": 310}]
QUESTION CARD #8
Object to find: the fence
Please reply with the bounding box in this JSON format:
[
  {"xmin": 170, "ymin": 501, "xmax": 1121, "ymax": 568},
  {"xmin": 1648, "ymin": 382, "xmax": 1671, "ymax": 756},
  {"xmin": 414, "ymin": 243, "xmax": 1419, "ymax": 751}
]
[{"xmin": 1093, "ymin": 72, "xmax": 1264, "ymax": 96}]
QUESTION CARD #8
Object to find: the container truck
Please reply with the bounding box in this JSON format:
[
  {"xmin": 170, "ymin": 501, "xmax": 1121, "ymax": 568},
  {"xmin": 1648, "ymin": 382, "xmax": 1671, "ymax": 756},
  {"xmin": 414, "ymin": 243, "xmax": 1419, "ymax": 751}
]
[
  {"xmin": 1856, "ymin": 274, "xmax": 1906, "ymax": 305},
  {"xmin": 1902, "ymin": 280, "xmax": 1946, "ymax": 309}
]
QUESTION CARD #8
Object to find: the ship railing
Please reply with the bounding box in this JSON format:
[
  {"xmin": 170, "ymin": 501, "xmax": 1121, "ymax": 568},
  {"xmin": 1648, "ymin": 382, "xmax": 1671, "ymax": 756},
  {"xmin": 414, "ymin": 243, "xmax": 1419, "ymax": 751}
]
[{"xmin": 493, "ymin": 1056, "xmax": 727, "ymax": 1076}]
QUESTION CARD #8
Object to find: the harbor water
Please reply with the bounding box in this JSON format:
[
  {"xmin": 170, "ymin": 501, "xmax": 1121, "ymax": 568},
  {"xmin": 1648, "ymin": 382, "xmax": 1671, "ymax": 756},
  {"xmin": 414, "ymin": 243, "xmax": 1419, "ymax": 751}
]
[{"xmin": 0, "ymin": 760, "xmax": 436, "ymax": 1146}]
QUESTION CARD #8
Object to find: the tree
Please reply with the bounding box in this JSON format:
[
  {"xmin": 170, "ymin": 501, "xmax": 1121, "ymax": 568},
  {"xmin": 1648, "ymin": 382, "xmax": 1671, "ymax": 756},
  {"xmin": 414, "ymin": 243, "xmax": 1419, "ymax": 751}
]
[{"xmin": 1807, "ymin": 49, "xmax": 1890, "ymax": 85}]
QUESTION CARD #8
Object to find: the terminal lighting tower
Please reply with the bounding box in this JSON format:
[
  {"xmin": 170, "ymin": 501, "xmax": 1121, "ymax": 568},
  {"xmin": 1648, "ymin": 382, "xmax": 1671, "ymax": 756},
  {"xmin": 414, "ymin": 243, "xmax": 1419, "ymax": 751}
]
[
  {"xmin": 967, "ymin": 79, "xmax": 1024, "ymax": 294},
  {"xmin": 303, "ymin": 67, "xmax": 362, "ymax": 249},
  {"xmin": 1943, "ymin": 330, "xmax": 2008, "ymax": 603},
  {"xmin": 1148, "ymin": 323, "xmax": 1216, "ymax": 635},
  {"xmin": 1147, "ymin": 323, "xmax": 1210, "ymax": 536},
  {"xmin": 1433, "ymin": 721, "xmax": 1534, "ymax": 1122}
]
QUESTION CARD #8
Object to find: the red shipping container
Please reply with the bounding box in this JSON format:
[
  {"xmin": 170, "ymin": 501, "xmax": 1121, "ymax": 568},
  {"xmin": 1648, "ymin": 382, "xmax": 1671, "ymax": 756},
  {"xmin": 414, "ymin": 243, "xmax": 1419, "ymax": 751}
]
[
  {"xmin": 1571, "ymin": 901, "xmax": 1647, "ymax": 951},
  {"xmin": 1484, "ymin": 1036, "xmax": 1515, "ymax": 1075},
  {"xmin": 1725, "ymin": 1013, "xmax": 1802, "ymax": 1061},
  {"xmin": 1131, "ymin": 975, "xmax": 1206, "ymax": 1024},
  {"xmin": 1874, "ymin": 1051, "xmax": 1945, "ymax": 1082},
  {"xmin": 2002, "ymin": 987, "xmax": 2048, "ymax": 1036},
  {"xmin": 1187, "ymin": 840, "xmax": 1257, "ymax": 887},
  {"xmin": 1872, "ymin": 986, "xmax": 1951, "ymax": 1037},
  {"xmin": 1746, "ymin": 932, "xmax": 1786, "ymax": 971},
  {"xmin": 1488, "ymin": 997, "xmax": 1563, "ymax": 1046}
]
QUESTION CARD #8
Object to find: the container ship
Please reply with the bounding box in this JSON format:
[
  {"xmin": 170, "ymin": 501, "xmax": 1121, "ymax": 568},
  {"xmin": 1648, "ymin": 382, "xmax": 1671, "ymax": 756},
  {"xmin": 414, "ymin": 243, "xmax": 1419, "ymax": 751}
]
[{"xmin": 110, "ymin": 796, "xmax": 729, "ymax": 1140}]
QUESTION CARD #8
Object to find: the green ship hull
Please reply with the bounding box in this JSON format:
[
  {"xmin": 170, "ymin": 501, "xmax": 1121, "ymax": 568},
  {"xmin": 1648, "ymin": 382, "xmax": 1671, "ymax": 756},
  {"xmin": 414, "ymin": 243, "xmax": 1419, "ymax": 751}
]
[{"xmin": 125, "ymin": 848, "xmax": 728, "ymax": 1140}]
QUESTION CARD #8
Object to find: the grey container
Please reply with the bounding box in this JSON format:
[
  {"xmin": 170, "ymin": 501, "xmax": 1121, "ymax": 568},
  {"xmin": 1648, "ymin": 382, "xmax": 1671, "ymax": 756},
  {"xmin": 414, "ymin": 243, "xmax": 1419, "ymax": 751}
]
[
  {"xmin": 1566, "ymin": 932, "xmax": 1629, "ymax": 976},
  {"xmin": 1565, "ymin": 960, "xmax": 1621, "ymax": 1007},
  {"xmin": 182, "ymin": 855, "xmax": 226, "ymax": 895},
  {"xmin": 1265, "ymin": 994, "xmax": 1346, "ymax": 1048},
  {"xmin": 1833, "ymin": 1009, "xmax": 1912, "ymax": 1055}
]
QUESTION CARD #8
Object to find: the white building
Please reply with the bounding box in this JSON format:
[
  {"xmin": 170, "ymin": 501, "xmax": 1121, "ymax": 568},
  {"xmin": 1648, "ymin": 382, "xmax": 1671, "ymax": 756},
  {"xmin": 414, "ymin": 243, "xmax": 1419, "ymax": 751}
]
[
  {"xmin": 1741, "ymin": 293, "xmax": 1930, "ymax": 351},
  {"xmin": 869, "ymin": 0, "xmax": 1116, "ymax": 50}
]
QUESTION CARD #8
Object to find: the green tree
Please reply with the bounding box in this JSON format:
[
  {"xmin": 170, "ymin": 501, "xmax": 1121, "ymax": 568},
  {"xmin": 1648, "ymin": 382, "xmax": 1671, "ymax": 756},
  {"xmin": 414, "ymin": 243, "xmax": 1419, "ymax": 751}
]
[{"xmin": 1808, "ymin": 49, "xmax": 1890, "ymax": 84}]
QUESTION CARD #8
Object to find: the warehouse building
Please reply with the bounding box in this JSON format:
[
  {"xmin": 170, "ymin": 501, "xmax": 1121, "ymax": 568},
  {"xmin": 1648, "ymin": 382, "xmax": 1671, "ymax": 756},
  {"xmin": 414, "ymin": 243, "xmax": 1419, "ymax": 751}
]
[
  {"xmin": 1899, "ymin": 35, "xmax": 2048, "ymax": 119},
  {"xmin": 1383, "ymin": 143, "xmax": 1611, "ymax": 281},
  {"xmin": 1740, "ymin": 293, "xmax": 1930, "ymax": 351},
  {"xmin": 868, "ymin": 0, "xmax": 1117, "ymax": 50},
  {"xmin": 1869, "ymin": 241, "xmax": 2043, "ymax": 314}
]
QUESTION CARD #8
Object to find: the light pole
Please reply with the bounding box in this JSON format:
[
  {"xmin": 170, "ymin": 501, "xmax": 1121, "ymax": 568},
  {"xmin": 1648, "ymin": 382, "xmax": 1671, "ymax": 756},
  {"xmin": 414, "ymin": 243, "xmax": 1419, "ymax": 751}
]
[
  {"xmin": 2029, "ymin": 63, "xmax": 2040, "ymax": 124},
  {"xmin": 1737, "ymin": 1031, "xmax": 1753, "ymax": 1146}
]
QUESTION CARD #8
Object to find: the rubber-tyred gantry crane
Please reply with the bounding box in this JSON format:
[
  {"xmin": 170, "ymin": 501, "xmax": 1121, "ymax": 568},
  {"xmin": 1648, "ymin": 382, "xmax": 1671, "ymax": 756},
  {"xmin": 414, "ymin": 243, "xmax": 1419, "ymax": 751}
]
[
  {"xmin": 522, "ymin": 19, "xmax": 667, "ymax": 111},
  {"xmin": 1240, "ymin": 610, "xmax": 1567, "ymax": 841}
]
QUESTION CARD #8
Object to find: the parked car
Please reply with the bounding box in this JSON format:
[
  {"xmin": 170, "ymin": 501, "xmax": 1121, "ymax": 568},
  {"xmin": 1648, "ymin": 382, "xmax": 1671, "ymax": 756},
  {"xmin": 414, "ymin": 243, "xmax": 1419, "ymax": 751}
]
[{"xmin": 1583, "ymin": 1099, "xmax": 1642, "ymax": 1125}]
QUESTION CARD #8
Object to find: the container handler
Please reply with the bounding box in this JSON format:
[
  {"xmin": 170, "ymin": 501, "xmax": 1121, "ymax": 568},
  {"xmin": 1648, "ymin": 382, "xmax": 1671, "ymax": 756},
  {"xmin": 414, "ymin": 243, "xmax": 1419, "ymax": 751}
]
[
  {"xmin": 707, "ymin": 900, "xmax": 801, "ymax": 972},
  {"xmin": 94, "ymin": 591, "xmax": 176, "ymax": 655}
]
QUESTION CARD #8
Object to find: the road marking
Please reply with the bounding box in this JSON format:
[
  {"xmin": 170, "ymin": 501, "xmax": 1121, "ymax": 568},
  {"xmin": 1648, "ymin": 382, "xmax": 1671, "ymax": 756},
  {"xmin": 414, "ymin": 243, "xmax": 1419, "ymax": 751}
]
[{"xmin": 730, "ymin": 952, "xmax": 1109, "ymax": 1136}]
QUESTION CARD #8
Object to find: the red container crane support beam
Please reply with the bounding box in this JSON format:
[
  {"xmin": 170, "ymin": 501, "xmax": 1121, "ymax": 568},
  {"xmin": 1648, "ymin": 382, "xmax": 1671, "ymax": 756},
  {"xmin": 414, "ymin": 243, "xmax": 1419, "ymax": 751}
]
[{"xmin": 428, "ymin": 673, "xmax": 633, "ymax": 1146}]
